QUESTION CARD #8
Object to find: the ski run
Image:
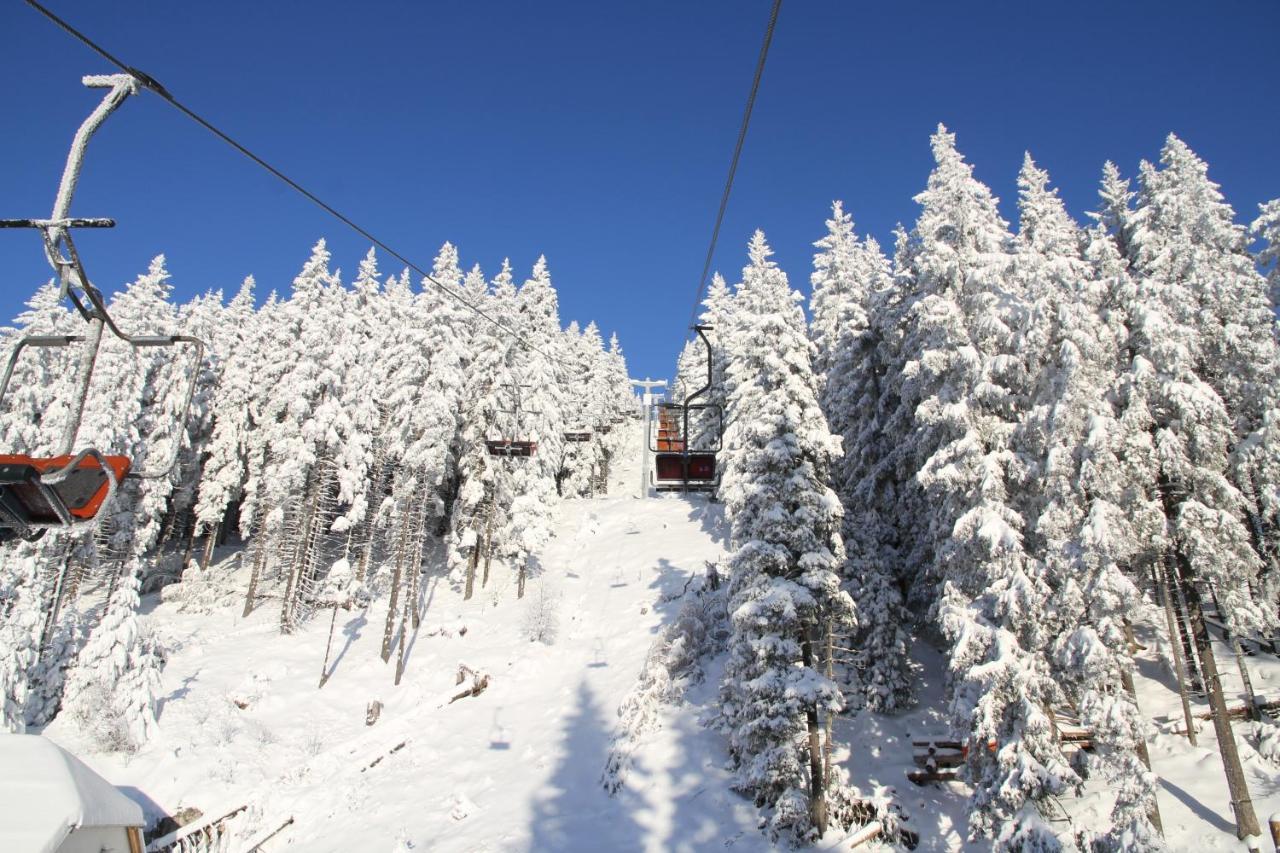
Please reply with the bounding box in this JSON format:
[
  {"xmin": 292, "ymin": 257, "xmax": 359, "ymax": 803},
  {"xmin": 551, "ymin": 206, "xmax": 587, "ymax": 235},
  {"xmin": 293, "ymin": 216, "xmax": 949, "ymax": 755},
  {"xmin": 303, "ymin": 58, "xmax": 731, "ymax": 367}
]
[{"xmin": 2, "ymin": 111, "xmax": 1280, "ymax": 852}]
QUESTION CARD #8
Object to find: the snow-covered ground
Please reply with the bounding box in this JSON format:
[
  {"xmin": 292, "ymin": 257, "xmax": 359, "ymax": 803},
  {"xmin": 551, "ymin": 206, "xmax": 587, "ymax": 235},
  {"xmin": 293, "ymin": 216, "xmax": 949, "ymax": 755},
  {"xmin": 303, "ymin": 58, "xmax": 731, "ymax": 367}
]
[{"xmin": 39, "ymin": 421, "xmax": 1280, "ymax": 851}]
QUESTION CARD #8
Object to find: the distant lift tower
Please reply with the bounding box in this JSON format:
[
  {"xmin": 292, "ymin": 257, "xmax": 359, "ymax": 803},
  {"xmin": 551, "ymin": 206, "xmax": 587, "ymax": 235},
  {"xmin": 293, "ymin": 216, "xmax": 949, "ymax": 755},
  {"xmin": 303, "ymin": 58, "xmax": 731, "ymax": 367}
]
[{"xmin": 630, "ymin": 378, "xmax": 668, "ymax": 498}]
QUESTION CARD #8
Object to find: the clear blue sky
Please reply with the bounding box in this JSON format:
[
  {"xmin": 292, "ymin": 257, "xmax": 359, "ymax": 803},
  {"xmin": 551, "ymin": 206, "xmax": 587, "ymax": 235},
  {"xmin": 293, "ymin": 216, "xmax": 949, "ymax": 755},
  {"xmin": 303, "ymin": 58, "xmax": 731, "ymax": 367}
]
[{"xmin": 2, "ymin": 1, "xmax": 1277, "ymax": 382}]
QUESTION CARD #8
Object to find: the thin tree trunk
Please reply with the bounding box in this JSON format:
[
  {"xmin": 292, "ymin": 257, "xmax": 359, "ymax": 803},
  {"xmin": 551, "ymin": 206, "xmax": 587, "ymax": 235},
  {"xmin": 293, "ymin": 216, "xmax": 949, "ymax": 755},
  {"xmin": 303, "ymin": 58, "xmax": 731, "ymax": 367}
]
[
  {"xmin": 394, "ymin": 583, "xmax": 411, "ymax": 685},
  {"xmin": 801, "ymin": 630, "xmax": 827, "ymax": 836},
  {"xmin": 1179, "ymin": 574, "xmax": 1261, "ymax": 840},
  {"xmin": 381, "ymin": 514, "xmax": 409, "ymax": 662},
  {"xmin": 180, "ymin": 513, "xmax": 197, "ymax": 571},
  {"xmin": 199, "ymin": 523, "xmax": 219, "ymax": 573},
  {"xmin": 1159, "ymin": 557, "xmax": 1198, "ymax": 746},
  {"xmin": 1171, "ymin": 566, "xmax": 1205, "ymax": 694},
  {"xmin": 1120, "ymin": 619, "xmax": 1164, "ymax": 837},
  {"xmin": 464, "ymin": 541, "xmax": 480, "ymax": 601},
  {"xmin": 1209, "ymin": 584, "xmax": 1260, "ymax": 722},
  {"xmin": 242, "ymin": 535, "xmax": 267, "ymax": 618},
  {"xmin": 39, "ymin": 544, "xmax": 74, "ymax": 653},
  {"xmin": 319, "ymin": 606, "xmax": 338, "ymax": 688},
  {"xmin": 517, "ymin": 558, "xmax": 527, "ymax": 599},
  {"xmin": 1161, "ymin": 472, "xmax": 1261, "ymax": 841}
]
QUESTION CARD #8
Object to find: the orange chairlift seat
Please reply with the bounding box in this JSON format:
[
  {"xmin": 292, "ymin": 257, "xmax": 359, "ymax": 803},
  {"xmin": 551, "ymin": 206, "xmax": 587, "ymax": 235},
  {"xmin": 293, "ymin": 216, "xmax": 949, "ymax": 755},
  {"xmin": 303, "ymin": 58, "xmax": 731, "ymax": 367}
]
[{"xmin": 0, "ymin": 74, "xmax": 205, "ymax": 544}]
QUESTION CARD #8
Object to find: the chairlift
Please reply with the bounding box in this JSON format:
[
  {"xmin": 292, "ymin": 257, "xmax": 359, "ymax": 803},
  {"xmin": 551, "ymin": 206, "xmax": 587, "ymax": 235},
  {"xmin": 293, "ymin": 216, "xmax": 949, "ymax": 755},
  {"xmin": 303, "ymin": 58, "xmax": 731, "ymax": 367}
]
[
  {"xmin": 486, "ymin": 380, "xmax": 537, "ymax": 459},
  {"xmin": 0, "ymin": 75, "xmax": 205, "ymax": 544},
  {"xmin": 563, "ymin": 430, "xmax": 592, "ymax": 443},
  {"xmin": 485, "ymin": 439, "xmax": 537, "ymax": 458},
  {"xmin": 650, "ymin": 325, "xmax": 721, "ymax": 492}
]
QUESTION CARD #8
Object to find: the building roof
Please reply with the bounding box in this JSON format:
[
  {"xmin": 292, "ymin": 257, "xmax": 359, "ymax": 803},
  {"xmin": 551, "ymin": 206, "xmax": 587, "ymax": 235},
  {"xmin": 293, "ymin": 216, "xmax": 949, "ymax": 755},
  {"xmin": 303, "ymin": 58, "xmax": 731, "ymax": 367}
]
[{"xmin": 0, "ymin": 734, "xmax": 144, "ymax": 853}]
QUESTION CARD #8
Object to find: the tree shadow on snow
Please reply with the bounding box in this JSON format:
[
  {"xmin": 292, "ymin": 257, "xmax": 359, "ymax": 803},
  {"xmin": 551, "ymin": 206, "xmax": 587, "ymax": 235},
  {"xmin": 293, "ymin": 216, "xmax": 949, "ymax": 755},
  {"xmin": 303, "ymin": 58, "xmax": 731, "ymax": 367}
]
[
  {"xmin": 327, "ymin": 612, "xmax": 367, "ymax": 678},
  {"xmin": 527, "ymin": 681, "xmax": 646, "ymax": 852},
  {"xmin": 683, "ymin": 496, "xmax": 729, "ymax": 547},
  {"xmin": 1158, "ymin": 777, "xmax": 1234, "ymax": 834}
]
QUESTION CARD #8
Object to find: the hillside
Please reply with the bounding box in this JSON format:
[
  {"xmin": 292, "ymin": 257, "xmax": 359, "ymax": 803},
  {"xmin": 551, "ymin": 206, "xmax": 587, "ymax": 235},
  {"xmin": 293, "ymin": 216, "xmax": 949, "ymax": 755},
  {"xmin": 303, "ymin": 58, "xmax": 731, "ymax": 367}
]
[{"xmin": 29, "ymin": 420, "xmax": 1280, "ymax": 851}]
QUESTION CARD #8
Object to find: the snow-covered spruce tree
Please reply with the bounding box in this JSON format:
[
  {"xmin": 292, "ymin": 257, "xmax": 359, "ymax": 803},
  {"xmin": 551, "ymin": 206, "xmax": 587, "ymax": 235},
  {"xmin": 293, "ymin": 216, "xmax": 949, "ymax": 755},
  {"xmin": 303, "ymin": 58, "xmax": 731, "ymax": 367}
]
[
  {"xmin": 717, "ymin": 230, "xmax": 857, "ymax": 842},
  {"xmin": 192, "ymin": 277, "xmax": 259, "ymax": 549},
  {"xmin": 1124, "ymin": 139, "xmax": 1277, "ymax": 631},
  {"xmin": 1255, "ymin": 199, "xmax": 1280, "ymax": 312},
  {"xmin": 1100, "ymin": 147, "xmax": 1273, "ymax": 840},
  {"xmin": 254, "ymin": 239, "xmax": 347, "ymax": 632},
  {"xmin": 59, "ymin": 256, "xmax": 198, "ymax": 747},
  {"xmin": 447, "ymin": 264, "xmax": 506, "ymax": 598},
  {"xmin": 809, "ymin": 201, "xmax": 913, "ymax": 713},
  {"xmin": 888, "ymin": 128, "xmax": 1076, "ymax": 844},
  {"xmin": 497, "ymin": 257, "xmax": 567, "ymax": 597},
  {"xmin": 557, "ymin": 321, "xmax": 595, "ymax": 497},
  {"xmin": 61, "ymin": 562, "xmax": 163, "ymax": 752},
  {"xmin": 1131, "ymin": 137, "xmax": 1280, "ymax": 590},
  {"xmin": 1015, "ymin": 156, "xmax": 1164, "ymax": 848}
]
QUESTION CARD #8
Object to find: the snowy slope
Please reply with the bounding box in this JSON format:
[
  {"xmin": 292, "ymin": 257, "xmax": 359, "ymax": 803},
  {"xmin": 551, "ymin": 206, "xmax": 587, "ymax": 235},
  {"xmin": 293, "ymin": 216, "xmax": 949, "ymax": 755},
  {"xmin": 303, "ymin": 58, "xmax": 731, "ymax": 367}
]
[
  {"xmin": 38, "ymin": 419, "xmax": 1280, "ymax": 852},
  {"xmin": 40, "ymin": 425, "xmax": 767, "ymax": 852}
]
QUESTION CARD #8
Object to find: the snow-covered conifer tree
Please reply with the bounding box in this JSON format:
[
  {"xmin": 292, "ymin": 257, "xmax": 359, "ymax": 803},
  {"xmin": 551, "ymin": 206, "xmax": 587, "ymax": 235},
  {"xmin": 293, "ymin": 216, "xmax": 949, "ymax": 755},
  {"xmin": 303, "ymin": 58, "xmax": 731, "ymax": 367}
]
[
  {"xmin": 718, "ymin": 230, "xmax": 856, "ymax": 841},
  {"xmin": 809, "ymin": 201, "xmax": 912, "ymax": 712}
]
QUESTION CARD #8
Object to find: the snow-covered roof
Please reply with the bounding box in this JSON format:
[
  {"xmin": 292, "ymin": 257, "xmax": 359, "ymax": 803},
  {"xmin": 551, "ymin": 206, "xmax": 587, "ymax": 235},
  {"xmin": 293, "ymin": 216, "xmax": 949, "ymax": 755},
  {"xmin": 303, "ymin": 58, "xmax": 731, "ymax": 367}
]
[{"xmin": 0, "ymin": 734, "xmax": 144, "ymax": 853}]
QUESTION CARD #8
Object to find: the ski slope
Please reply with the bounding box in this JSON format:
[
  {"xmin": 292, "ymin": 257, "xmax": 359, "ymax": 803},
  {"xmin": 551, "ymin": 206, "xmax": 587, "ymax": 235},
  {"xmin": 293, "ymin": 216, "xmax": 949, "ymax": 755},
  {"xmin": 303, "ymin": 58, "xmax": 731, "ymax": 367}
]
[
  {"xmin": 38, "ymin": 418, "xmax": 1280, "ymax": 851},
  {"xmin": 41, "ymin": 423, "xmax": 768, "ymax": 851}
]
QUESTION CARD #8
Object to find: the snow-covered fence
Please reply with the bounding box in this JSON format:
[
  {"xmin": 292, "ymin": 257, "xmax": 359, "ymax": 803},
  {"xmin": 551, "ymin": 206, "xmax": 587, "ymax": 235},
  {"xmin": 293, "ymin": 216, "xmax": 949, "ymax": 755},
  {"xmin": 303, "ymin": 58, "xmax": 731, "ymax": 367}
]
[{"xmin": 146, "ymin": 805, "xmax": 247, "ymax": 853}]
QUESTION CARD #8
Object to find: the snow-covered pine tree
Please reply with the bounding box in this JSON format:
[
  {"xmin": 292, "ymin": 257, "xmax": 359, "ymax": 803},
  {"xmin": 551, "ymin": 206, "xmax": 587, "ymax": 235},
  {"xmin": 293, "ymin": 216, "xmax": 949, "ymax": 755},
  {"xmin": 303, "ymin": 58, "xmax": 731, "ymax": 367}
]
[
  {"xmin": 809, "ymin": 201, "xmax": 912, "ymax": 713},
  {"xmin": 193, "ymin": 277, "xmax": 259, "ymax": 550},
  {"xmin": 1015, "ymin": 156, "xmax": 1165, "ymax": 848},
  {"xmin": 447, "ymin": 262, "xmax": 512, "ymax": 599},
  {"xmin": 498, "ymin": 257, "xmax": 567, "ymax": 596},
  {"xmin": 1104, "ymin": 143, "xmax": 1276, "ymax": 840},
  {"xmin": 1255, "ymin": 199, "xmax": 1280, "ymax": 312},
  {"xmin": 717, "ymin": 230, "xmax": 856, "ymax": 842},
  {"xmin": 886, "ymin": 128, "xmax": 1076, "ymax": 843}
]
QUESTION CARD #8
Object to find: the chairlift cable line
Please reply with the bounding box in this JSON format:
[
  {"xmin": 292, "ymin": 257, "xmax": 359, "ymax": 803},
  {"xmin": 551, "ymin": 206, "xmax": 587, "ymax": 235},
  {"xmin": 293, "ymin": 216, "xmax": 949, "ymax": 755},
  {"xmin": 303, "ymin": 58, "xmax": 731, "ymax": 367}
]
[
  {"xmin": 686, "ymin": 0, "xmax": 782, "ymax": 334},
  {"xmin": 21, "ymin": 0, "xmax": 546, "ymax": 359}
]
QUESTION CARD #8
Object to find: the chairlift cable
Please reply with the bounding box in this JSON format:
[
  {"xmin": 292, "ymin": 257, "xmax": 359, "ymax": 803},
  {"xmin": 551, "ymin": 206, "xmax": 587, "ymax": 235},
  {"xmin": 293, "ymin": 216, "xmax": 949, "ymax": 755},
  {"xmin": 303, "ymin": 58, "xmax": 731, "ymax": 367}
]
[
  {"xmin": 686, "ymin": 0, "xmax": 782, "ymax": 334},
  {"xmin": 22, "ymin": 0, "xmax": 546, "ymax": 358}
]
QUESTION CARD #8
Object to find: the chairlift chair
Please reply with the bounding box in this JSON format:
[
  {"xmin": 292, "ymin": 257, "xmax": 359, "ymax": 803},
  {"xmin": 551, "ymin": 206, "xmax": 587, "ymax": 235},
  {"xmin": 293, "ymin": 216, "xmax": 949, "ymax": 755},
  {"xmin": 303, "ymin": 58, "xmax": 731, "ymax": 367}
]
[
  {"xmin": 485, "ymin": 439, "xmax": 537, "ymax": 458},
  {"xmin": 0, "ymin": 75, "xmax": 205, "ymax": 544},
  {"xmin": 650, "ymin": 325, "xmax": 721, "ymax": 492}
]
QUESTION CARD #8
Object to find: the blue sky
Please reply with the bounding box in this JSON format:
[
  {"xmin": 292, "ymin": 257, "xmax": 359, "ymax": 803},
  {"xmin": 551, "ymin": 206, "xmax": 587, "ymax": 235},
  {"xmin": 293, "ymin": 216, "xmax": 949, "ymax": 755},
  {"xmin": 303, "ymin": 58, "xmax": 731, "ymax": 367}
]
[{"xmin": 1, "ymin": 0, "xmax": 1277, "ymax": 383}]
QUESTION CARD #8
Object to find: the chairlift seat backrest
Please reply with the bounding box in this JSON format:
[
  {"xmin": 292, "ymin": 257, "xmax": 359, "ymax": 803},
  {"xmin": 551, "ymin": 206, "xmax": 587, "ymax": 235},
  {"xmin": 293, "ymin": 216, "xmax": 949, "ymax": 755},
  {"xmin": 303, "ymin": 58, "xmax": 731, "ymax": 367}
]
[
  {"xmin": 0, "ymin": 453, "xmax": 131, "ymax": 524},
  {"xmin": 486, "ymin": 440, "xmax": 537, "ymax": 458}
]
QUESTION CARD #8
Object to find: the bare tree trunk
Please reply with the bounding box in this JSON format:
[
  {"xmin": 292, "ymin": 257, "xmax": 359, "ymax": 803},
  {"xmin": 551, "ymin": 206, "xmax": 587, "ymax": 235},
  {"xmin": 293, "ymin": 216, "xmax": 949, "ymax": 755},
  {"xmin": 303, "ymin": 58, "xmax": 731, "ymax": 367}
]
[
  {"xmin": 381, "ymin": 514, "xmax": 409, "ymax": 662},
  {"xmin": 1159, "ymin": 558, "xmax": 1198, "ymax": 746},
  {"xmin": 39, "ymin": 542, "xmax": 75, "ymax": 653},
  {"xmin": 394, "ymin": 584, "xmax": 411, "ymax": 685},
  {"xmin": 801, "ymin": 629, "xmax": 827, "ymax": 836},
  {"xmin": 1209, "ymin": 583, "xmax": 1260, "ymax": 722},
  {"xmin": 517, "ymin": 558, "xmax": 527, "ymax": 599},
  {"xmin": 243, "ymin": 534, "xmax": 267, "ymax": 618},
  {"xmin": 180, "ymin": 513, "xmax": 197, "ymax": 571},
  {"xmin": 464, "ymin": 540, "xmax": 480, "ymax": 601},
  {"xmin": 1160, "ymin": 473, "xmax": 1261, "ymax": 841},
  {"xmin": 1180, "ymin": 574, "xmax": 1261, "ymax": 840},
  {"xmin": 319, "ymin": 606, "xmax": 338, "ymax": 688},
  {"xmin": 199, "ymin": 523, "xmax": 219, "ymax": 573},
  {"xmin": 1171, "ymin": 567, "xmax": 1205, "ymax": 693},
  {"xmin": 1120, "ymin": 619, "xmax": 1164, "ymax": 837},
  {"xmin": 281, "ymin": 472, "xmax": 321, "ymax": 633}
]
